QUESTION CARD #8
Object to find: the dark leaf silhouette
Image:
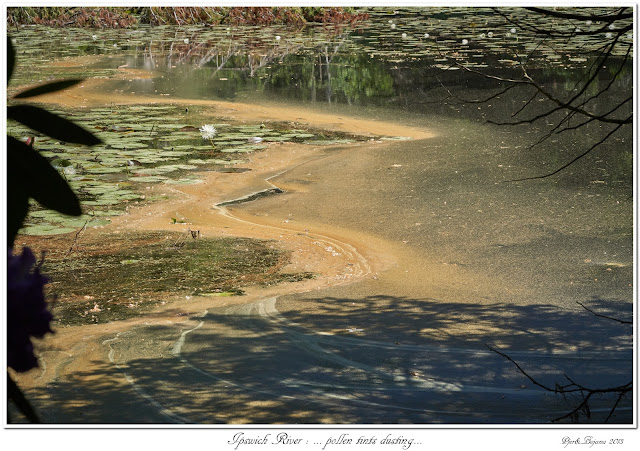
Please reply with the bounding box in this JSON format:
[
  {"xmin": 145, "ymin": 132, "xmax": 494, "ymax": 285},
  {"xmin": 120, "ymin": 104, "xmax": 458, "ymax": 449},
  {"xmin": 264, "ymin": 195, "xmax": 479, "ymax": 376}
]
[
  {"xmin": 7, "ymin": 36, "xmax": 15, "ymax": 84},
  {"xmin": 7, "ymin": 136, "xmax": 82, "ymax": 219},
  {"xmin": 7, "ymin": 371, "xmax": 40, "ymax": 423},
  {"xmin": 6, "ymin": 168, "xmax": 29, "ymax": 245},
  {"xmin": 13, "ymin": 79, "xmax": 83, "ymax": 99},
  {"xmin": 8, "ymin": 105, "xmax": 102, "ymax": 146}
]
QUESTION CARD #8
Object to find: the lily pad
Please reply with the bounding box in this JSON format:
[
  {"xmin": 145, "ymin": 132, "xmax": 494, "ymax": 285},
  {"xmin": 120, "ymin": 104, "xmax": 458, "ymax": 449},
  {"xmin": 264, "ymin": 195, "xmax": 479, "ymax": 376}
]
[
  {"xmin": 164, "ymin": 178, "xmax": 203, "ymax": 185},
  {"xmin": 20, "ymin": 225, "xmax": 78, "ymax": 236},
  {"xmin": 130, "ymin": 175, "xmax": 170, "ymax": 183}
]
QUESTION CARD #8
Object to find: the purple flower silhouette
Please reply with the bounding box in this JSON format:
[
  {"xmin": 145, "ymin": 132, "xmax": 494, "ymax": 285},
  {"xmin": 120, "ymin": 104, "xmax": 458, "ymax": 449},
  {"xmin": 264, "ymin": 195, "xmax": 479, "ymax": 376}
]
[{"xmin": 7, "ymin": 247, "xmax": 54, "ymax": 372}]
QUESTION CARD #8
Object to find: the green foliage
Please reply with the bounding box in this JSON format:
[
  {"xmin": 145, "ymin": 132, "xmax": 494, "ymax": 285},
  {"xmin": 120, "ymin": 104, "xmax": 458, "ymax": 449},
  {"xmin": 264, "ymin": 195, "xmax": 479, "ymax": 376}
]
[
  {"xmin": 330, "ymin": 54, "xmax": 394, "ymax": 102},
  {"xmin": 6, "ymin": 35, "xmax": 104, "ymax": 423},
  {"xmin": 265, "ymin": 53, "xmax": 394, "ymax": 104}
]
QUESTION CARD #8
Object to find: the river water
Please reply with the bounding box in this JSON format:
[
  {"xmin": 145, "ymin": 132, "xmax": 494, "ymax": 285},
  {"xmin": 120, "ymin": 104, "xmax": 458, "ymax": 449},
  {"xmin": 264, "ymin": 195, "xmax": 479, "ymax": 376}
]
[
  {"xmin": 7, "ymin": 8, "xmax": 634, "ymax": 424},
  {"xmin": 213, "ymin": 103, "xmax": 633, "ymax": 423}
]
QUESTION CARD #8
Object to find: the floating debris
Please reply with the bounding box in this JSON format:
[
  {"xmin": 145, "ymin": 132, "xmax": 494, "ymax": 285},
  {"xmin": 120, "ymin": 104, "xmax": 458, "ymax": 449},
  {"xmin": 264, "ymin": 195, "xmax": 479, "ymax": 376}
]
[{"xmin": 217, "ymin": 188, "xmax": 284, "ymax": 207}]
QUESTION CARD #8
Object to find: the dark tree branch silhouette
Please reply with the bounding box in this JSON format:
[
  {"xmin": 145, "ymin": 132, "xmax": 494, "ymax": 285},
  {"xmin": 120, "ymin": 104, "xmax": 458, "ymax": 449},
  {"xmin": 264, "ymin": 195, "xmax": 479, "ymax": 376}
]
[
  {"xmin": 497, "ymin": 7, "xmax": 633, "ymax": 38},
  {"xmin": 488, "ymin": 301, "xmax": 632, "ymax": 423},
  {"xmin": 438, "ymin": 7, "xmax": 633, "ymax": 181}
]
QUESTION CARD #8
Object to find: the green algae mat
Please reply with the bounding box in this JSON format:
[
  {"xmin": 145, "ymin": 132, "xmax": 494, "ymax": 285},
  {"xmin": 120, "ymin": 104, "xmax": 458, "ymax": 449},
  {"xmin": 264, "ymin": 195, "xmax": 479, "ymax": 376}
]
[{"xmin": 39, "ymin": 231, "xmax": 314, "ymax": 326}]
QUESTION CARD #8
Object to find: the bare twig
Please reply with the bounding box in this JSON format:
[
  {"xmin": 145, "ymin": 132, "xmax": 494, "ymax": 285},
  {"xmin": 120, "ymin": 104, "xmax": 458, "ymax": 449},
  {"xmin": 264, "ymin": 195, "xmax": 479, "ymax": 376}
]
[
  {"xmin": 64, "ymin": 220, "xmax": 88, "ymax": 260},
  {"xmin": 488, "ymin": 299, "xmax": 632, "ymax": 422},
  {"xmin": 525, "ymin": 7, "xmax": 632, "ymax": 24},
  {"xmin": 576, "ymin": 301, "xmax": 632, "ymax": 325},
  {"xmin": 488, "ymin": 344, "xmax": 632, "ymax": 422},
  {"xmin": 495, "ymin": 7, "xmax": 633, "ymax": 38},
  {"xmin": 434, "ymin": 74, "xmax": 517, "ymax": 105},
  {"xmin": 487, "ymin": 345, "xmax": 556, "ymax": 392},
  {"xmin": 505, "ymin": 119, "xmax": 627, "ymax": 181}
]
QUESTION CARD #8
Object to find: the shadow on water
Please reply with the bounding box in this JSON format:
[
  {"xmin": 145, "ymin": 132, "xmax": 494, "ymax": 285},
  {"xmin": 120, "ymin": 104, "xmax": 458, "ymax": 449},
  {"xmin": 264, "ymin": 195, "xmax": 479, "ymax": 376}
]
[
  {"xmin": 19, "ymin": 294, "xmax": 632, "ymax": 424},
  {"xmin": 277, "ymin": 294, "xmax": 633, "ymax": 353}
]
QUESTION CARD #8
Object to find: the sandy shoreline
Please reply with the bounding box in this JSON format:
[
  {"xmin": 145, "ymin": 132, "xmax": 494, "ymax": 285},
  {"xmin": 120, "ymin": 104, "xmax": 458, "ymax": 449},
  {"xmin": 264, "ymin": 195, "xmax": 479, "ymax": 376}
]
[
  {"xmin": 15, "ymin": 76, "xmax": 435, "ymax": 295},
  {"xmin": 10, "ymin": 82, "xmax": 436, "ymax": 422}
]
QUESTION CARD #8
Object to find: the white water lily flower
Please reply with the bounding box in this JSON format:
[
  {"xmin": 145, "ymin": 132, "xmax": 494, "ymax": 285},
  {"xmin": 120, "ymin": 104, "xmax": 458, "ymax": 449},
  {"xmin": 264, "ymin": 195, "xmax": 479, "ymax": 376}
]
[
  {"xmin": 462, "ymin": 39, "xmax": 469, "ymax": 45},
  {"xmin": 200, "ymin": 124, "xmax": 217, "ymax": 140},
  {"xmin": 183, "ymin": 38, "xmax": 189, "ymax": 44}
]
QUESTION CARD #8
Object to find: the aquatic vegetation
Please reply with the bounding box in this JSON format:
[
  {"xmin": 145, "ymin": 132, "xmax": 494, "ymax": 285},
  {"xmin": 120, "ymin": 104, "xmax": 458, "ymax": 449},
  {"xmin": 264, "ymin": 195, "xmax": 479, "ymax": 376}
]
[
  {"xmin": 5, "ymin": 8, "xmax": 633, "ymax": 426},
  {"xmin": 7, "ymin": 7, "xmax": 370, "ymax": 28},
  {"xmin": 7, "ymin": 7, "xmax": 632, "ymax": 237},
  {"xmin": 39, "ymin": 231, "xmax": 315, "ymax": 326},
  {"xmin": 143, "ymin": 7, "xmax": 369, "ymax": 27},
  {"xmin": 199, "ymin": 124, "xmax": 217, "ymax": 140},
  {"xmin": 6, "ymin": 101, "xmax": 369, "ymax": 235},
  {"xmin": 199, "ymin": 123, "xmax": 217, "ymax": 150},
  {"xmin": 6, "ymin": 36, "xmax": 102, "ymax": 241}
]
